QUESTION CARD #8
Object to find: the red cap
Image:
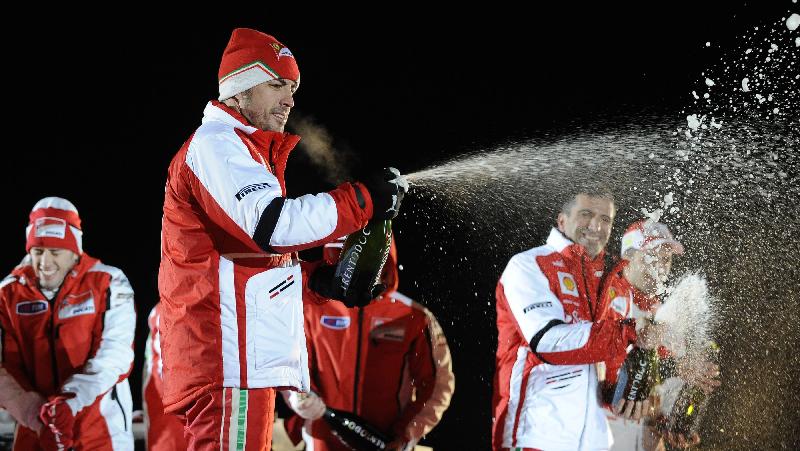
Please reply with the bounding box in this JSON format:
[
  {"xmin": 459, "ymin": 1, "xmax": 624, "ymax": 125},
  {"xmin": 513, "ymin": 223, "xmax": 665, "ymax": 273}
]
[
  {"xmin": 25, "ymin": 197, "xmax": 83, "ymax": 255},
  {"xmin": 218, "ymin": 28, "xmax": 300, "ymax": 100},
  {"xmin": 621, "ymin": 220, "xmax": 684, "ymax": 257}
]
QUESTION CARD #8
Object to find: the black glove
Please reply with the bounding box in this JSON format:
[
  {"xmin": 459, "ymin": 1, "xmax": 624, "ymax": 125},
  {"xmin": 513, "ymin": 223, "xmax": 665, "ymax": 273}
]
[
  {"xmin": 308, "ymin": 264, "xmax": 343, "ymax": 301},
  {"xmin": 308, "ymin": 264, "xmax": 385, "ymax": 308},
  {"xmin": 362, "ymin": 167, "xmax": 408, "ymax": 220}
]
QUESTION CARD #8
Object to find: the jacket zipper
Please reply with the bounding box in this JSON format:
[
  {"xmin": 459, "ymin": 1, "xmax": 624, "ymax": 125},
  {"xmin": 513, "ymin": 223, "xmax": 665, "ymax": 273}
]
[
  {"xmin": 352, "ymin": 307, "xmax": 364, "ymax": 413},
  {"xmin": 580, "ymin": 259, "xmax": 595, "ymax": 321},
  {"xmin": 111, "ymin": 386, "xmax": 128, "ymax": 431},
  {"xmin": 47, "ymin": 288, "xmax": 63, "ymax": 392}
]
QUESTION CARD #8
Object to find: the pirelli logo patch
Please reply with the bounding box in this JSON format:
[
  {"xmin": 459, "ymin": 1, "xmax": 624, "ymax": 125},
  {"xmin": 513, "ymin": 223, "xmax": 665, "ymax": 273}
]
[
  {"xmin": 16, "ymin": 301, "xmax": 48, "ymax": 316},
  {"xmin": 235, "ymin": 182, "xmax": 272, "ymax": 201},
  {"xmin": 523, "ymin": 301, "xmax": 553, "ymax": 313}
]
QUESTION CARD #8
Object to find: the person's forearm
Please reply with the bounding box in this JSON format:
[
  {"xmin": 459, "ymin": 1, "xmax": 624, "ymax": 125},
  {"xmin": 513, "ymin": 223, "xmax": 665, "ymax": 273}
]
[
  {"xmin": 0, "ymin": 367, "xmax": 43, "ymax": 430},
  {"xmin": 533, "ymin": 319, "xmax": 636, "ymax": 365}
]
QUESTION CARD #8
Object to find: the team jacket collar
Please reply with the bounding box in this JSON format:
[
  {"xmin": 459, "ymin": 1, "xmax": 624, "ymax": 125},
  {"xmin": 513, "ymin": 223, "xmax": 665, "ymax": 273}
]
[
  {"xmin": 546, "ymin": 228, "xmax": 573, "ymax": 253},
  {"xmin": 203, "ymin": 101, "xmax": 259, "ymax": 134},
  {"xmin": 546, "ymin": 227, "xmax": 606, "ymax": 267},
  {"xmin": 15, "ymin": 253, "xmax": 99, "ymax": 294},
  {"xmin": 203, "ymin": 101, "xmax": 301, "ymax": 176}
]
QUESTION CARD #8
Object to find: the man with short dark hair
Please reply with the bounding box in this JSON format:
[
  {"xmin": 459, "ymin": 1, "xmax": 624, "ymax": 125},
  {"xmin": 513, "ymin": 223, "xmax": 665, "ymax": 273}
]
[{"xmin": 492, "ymin": 188, "xmax": 659, "ymax": 451}]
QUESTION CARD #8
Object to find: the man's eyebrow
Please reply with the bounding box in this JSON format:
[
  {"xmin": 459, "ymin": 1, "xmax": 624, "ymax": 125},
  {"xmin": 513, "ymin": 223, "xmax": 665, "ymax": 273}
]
[{"xmin": 271, "ymin": 78, "xmax": 298, "ymax": 90}]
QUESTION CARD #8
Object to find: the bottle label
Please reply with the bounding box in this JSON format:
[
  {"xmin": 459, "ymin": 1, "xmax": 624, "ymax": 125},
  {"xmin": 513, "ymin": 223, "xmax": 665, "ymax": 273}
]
[
  {"xmin": 627, "ymin": 353, "xmax": 650, "ymax": 401},
  {"xmin": 342, "ymin": 418, "xmax": 387, "ymax": 449},
  {"xmin": 339, "ymin": 229, "xmax": 371, "ymax": 292}
]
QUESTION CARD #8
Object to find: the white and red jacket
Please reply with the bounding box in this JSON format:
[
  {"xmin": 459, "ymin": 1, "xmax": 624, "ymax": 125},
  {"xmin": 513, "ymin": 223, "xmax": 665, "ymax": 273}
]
[
  {"xmin": 0, "ymin": 254, "xmax": 135, "ymax": 450},
  {"xmin": 492, "ymin": 229, "xmax": 637, "ymax": 451},
  {"xmin": 158, "ymin": 101, "xmax": 373, "ymax": 413},
  {"xmin": 293, "ymin": 250, "xmax": 454, "ymax": 450},
  {"xmin": 597, "ymin": 268, "xmax": 659, "ymax": 396}
]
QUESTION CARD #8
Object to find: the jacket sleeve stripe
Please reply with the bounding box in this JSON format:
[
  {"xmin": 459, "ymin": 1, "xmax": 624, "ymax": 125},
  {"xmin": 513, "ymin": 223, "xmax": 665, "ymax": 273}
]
[
  {"xmin": 529, "ymin": 319, "xmax": 566, "ymax": 364},
  {"xmin": 268, "ymin": 193, "xmax": 339, "ymax": 248},
  {"xmin": 252, "ymin": 197, "xmax": 286, "ymax": 253},
  {"xmin": 535, "ymin": 322, "xmax": 593, "ymax": 353}
]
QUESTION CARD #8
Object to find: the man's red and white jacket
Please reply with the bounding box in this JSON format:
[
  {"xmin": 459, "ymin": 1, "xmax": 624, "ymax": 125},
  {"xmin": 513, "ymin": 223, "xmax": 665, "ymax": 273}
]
[
  {"xmin": 597, "ymin": 269, "xmax": 659, "ymax": 393},
  {"xmin": 292, "ymin": 247, "xmax": 454, "ymax": 450},
  {"xmin": 158, "ymin": 101, "xmax": 373, "ymax": 413},
  {"xmin": 492, "ymin": 229, "xmax": 637, "ymax": 451},
  {"xmin": 0, "ymin": 254, "xmax": 135, "ymax": 449}
]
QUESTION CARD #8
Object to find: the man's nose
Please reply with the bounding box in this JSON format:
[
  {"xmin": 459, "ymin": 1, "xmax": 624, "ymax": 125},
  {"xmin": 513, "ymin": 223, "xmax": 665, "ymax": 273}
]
[
  {"xmin": 587, "ymin": 217, "xmax": 602, "ymax": 231},
  {"xmin": 40, "ymin": 252, "xmax": 53, "ymax": 267},
  {"xmin": 281, "ymin": 93, "xmax": 294, "ymax": 108}
]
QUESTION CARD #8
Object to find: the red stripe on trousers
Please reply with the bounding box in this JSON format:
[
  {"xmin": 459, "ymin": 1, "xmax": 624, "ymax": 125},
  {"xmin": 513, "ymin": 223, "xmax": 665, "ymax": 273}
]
[
  {"xmin": 511, "ymin": 357, "xmax": 537, "ymax": 447},
  {"xmin": 222, "ymin": 388, "xmax": 232, "ymax": 451},
  {"xmin": 233, "ymin": 268, "xmax": 250, "ymax": 386}
]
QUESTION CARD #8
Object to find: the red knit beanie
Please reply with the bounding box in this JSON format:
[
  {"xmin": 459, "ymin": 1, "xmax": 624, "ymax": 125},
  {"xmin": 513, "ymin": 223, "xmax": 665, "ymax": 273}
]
[
  {"xmin": 218, "ymin": 28, "xmax": 300, "ymax": 100},
  {"xmin": 25, "ymin": 197, "xmax": 83, "ymax": 255}
]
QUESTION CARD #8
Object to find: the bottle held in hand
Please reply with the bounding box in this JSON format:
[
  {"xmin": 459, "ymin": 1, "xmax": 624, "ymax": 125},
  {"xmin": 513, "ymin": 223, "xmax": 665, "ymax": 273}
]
[
  {"xmin": 664, "ymin": 341, "xmax": 719, "ymax": 436},
  {"xmin": 612, "ymin": 346, "xmax": 660, "ymax": 406},
  {"xmin": 322, "ymin": 407, "xmax": 391, "ymax": 451},
  {"xmin": 332, "ymin": 220, "xmax": 392, "ymax": 306}
]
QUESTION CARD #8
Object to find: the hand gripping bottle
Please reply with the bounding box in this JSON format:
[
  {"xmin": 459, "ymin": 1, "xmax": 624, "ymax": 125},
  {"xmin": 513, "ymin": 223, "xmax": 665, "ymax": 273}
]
[
  {"xmin": 664, "ymin": 341, "xmax": 720, "ymax": 436},
  {"xmin": 322, "ymin": 407, "xmax": 392, "ymax": 450},
  {"xmin": 332, "ymin": 220, "xmax": 392, "ymax": 306},
  {"xmin": 612, "ymin": 346, "xmax": 660, "ymax": 407}
]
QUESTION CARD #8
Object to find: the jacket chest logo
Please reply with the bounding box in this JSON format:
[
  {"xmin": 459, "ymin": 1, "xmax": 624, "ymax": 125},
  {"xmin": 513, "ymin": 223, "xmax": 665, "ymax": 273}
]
[
  {"xmin": 370, "ymin": 317, "xmax": 406, "ymax": 342},
  {"xmin": 611, "ymin": 295, "xmax": 630, "ymax": 317},
  {"xmin": 557, "ymin": 272, "xmax": 579, "ymax": 297},
  {"xmin": 59, "ymin": 291, "xmax": 95, "ymax": 320},
  {"xmin": 269, "ymin": 274, "xmax": 295, "ymax": 299},
  {"xmin": 321, "ymin": 315, "xmax": 350, "ymax": 330},
  {"xmin": 16, "ymin": 300, "xmax": 48, "ymax": 316}
]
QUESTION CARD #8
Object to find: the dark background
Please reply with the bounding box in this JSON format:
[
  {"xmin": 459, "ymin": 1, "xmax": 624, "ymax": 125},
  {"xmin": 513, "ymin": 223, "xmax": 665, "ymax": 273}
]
[{"xmin": 2, "ymin": 3, "xmax": 797, "ymax": 449}]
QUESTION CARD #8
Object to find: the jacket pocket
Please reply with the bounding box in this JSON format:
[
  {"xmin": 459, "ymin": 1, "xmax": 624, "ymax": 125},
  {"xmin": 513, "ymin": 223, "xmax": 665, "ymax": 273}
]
[{"xmin": 247, "ymin": 264, "xmax": 304, "ymax": 371}]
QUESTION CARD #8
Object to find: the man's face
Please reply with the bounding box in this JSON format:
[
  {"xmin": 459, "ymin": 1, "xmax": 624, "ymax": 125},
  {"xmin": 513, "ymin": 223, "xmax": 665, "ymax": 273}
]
[
  {"xmin": 30, "ymin": 247, "xmax": 78, "ymax": 291},
  {"xmin": 625, "ymin": 245, "xmax": 675, "ymax": 295},
  {"xmin": 557, "ymin": 194, "xmax": 616, "ymax": 259},
  {"xmin": 236, "ymin": 78, "xmax": 298, "ymax": 132}
]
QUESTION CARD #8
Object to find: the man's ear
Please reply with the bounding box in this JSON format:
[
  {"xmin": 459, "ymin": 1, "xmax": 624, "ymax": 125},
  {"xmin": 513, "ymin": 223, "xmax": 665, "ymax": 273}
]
[{"xmin": 556, "ymin": 213, "xmax": 566, "ymax": 233}]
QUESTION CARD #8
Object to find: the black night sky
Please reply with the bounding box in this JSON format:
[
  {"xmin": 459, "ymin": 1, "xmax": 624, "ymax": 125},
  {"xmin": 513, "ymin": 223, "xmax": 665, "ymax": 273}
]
[{"xmin": 3, "ymin": 3, "xmax": 798, "ymax": 449}]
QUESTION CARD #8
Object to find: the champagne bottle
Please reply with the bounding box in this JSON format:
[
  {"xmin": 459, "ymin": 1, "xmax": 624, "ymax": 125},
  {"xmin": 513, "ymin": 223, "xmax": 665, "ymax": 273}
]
[
  {"xmin": 612, "ymin": 346, "xmax": 660, "ymax": 406},
  {"xmin": 322, "ymin": 407, "xmax": 392, "ymax": 451},
  {"xmin": 333, "ymin": 220, "xmax": 392, "ymax": 306},
  {"xmin": 664, "ymin": 341, "xmax": 719, "ymax": 436}
]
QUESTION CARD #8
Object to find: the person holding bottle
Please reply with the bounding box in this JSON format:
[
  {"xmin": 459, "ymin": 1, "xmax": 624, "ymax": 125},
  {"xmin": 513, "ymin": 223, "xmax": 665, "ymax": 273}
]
[
  {"xmin": 0, "ymin": 197, "xmax": 136, "ymax": 450},
  {"xmin": 283, "ymin": 238, "xmax": 455, "ymax": 451},
  {"xmin": 492, "ymin": 186, "xmax": 665, "ymax": 451},
  {"xmin": 599, "ymin": 220, "xmax": 720, "ymax": 450},
  {"xmin": 158, "ymin": 27, "xmax": 407, "ymax": 451}
]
